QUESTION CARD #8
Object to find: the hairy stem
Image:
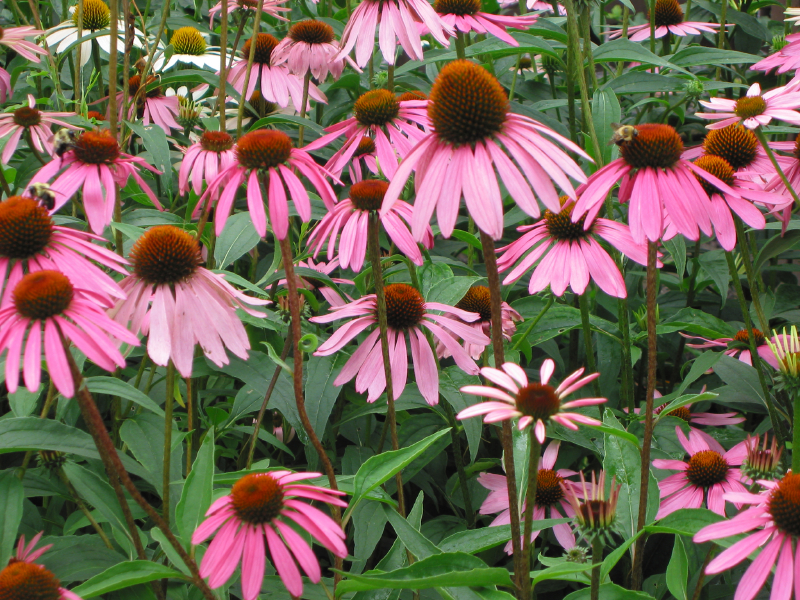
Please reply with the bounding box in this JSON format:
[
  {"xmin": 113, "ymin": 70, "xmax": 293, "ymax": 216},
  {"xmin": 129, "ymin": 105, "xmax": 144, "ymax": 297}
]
[
  {"xmin": 297, "ymin": 72, "xmax": 311, "ymax": 147},
  {"xmin": 734, "ymin": 217, "xmax": 769, "ymax": 332},
  {"xmin": 590, "ymin": 537, "xmax": 603, "ymax": 600},
  {"xmin": 163, "ymin": 361, "xmax": 175, "ymax": 527},
  {"xmin": 215, "ymin": 0, "xmax": 228, "ymax": 124},
  {"xmin": 521, "ymin": 433, "xmax": 541, "ymax": 600}
]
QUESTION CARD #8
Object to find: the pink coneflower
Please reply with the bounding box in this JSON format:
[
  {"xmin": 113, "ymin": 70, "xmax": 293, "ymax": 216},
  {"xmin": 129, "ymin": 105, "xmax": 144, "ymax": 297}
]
[
  {"xmin": 498, "ymin": 196, "xmax": 649, "ymax": 298},
  {"xmin": 381, "ymin": 60, "xmax": 589, "ymax": 241},
  {"xmin": 525, "ymin": 0, "xmax": 565, "ymax": 13},
  {"xmin": 740, "ymin": 433, "xmax": 784, "ymax": 485},
  {"xmin": 652, "ymin": 426, "xmax": 748, "ymax": 519},
  {"xmin": 457, "ymin": 359, "xmax": 605, "ymax": 443},
  {"xmin": 192, "ymin": 471, "xmax": 347, "ymax": 600},
  {"xmin": 694, "ymin": 473, "xmax": 800, "ymax": 600},
  {"xmin": 348, "ymin": 136, "xmax": 379, "ymax": 182},
  {"xmin": 335, "ymin": 0, "xmax": 452, "ymax": 67},
  {"xmin": 561, "ymin": 471, "xmax": 620, "ymax": 543},
  {"xmin": 696, "ymin": 80, "xmax": 800, "ymax": 130},
  {"xmin": 31, "ymin": 129, "xmax": 161, "ymax": 234},
  {"xmin": 311, "ymin": 283, "xmax": 488, "ymax": 405},
  {"xmin": 272, "ymin": 20, "xmax": 351, "ymax": 82},
  {"xmin": 307, "ymin": 180, "xmax": 432, "ymax": 271},
  {"xmin": 304, "ymin": 89, "xmax": 429, "ymax": 180},
  {"xmin": 0, "ymin": 196, "xmax": 128, "ymax": 305},
  {"xmin": 571, "ymin": 123, "xmax": 738, "ymax": 244},
  {"xmin": 652, "ymin": 400, "xmax": 744, "ymax": 428},
  {"xmin": 764, "ymin": 137, "xmax": 800, "ymax": 232},
  {"xmin": 227, "ymin": 33, "xmax": 326, "ymax": 113},
  {"xmin": 179, "ymin": 130, "xmax": 236, "ymax": 199},
  {"xmin": 0, "ymin": 25, "xmax": 48, "ymax": 62},
  {"xmin": 110, "ymin": 226, "xmax": 268, "ymax": 378},
  {"xmin": 434, "ymin": 285, "xmax": 521, "ymax": 360},
  {"xmin": 681, "ymin": 327, "xmax": 779, "ymax": 370},
  {"xmin": 431, "ymin": 0, "xmax": 537, "ymax": 45},
  {"xmin": 0, "ymin": 95, "xmax": 79, "ymax": 164},
  {"xmin": 0, "ymin": 67, "xmax": 10, "ymax": 103},
  {"xmin": 284, "ymin": 257, "xmax": 353, "ymax": 308},
  {"xmin": 478, "ymin": 441, "xmax": 582, "ymax": 552},
  {"xmin": 0, "ymin": 270, "xmax": 139, "ymax": 396},
  {"xmin": 197, "ymin": 129, "xmax": 337, "ymax": 239},
  {"xmin": 209, "ymin": 0, "xmax": 289, "ymax": 27},
  {"xmin": 752, "ymin": 32, "xmax": 800, "ymax": 74},
  {"xmin": 605, "ymin": 0, "xmax": 721, "ymax": 41},
  {"xmin": 116, "ymin": 74, "xmax": 181, "ymax": 133},
  {"xmin": 1, "ymin": 533, "xmax": 83, "ymax": 600}
]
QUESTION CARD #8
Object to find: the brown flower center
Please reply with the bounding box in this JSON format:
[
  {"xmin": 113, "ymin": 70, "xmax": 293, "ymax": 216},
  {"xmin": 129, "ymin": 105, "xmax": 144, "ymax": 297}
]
[
  {"xmin": 768, "ymin": 473, "xmax": 800, "ymax": 537},
  {"xmin": 0, "ymin": 561, "xmax": 62, "ymax": 600},
  {"xmin": 236, "ymin": 130, "xmax": 292, "ymax": 170},
  {"xmin": 429, "ymin": 60, "xmax": 508, "ymax": 146},
  {"xmin": 434, "ymin": 0, "xmax": 481, "ymax": 16},
  {"xmin": 248, "ymin": 91, "xmax": 279, "ymax": 117},
  {"xmin": 794, "ymin": 138, "xmax": 800, "ymax": 161},
  {"xmin": 0, "ymin": 27, "xmax": 4, "ymax": 41},
  {"xmin": 654, "ymin": 403, "xmax": 691, "ymax": 421},
  {"xmin": 200, "ymin": 130, "xmax": 234, "ymax": 153},
  {"xmin": 288, "ymin": 20, "xmax": 335, "ymax": 44},
  {"xmin": 618, "ymin": 123, "xmax": 683, "ymax": 169},
  {"xmin": 349, "ymin": 180, "xmax": 388, "ymax": 212},
  {"xmin": 734, "ymin": 328, "xmax": 765, "ymax": 345},
  {"xmin": 384, "ymin": 283, "xmax": 425, "ymax": 330},
  {"xmin": 87, "ymin": 110, "xmax": 105, "ymax": 121},
  {"xmin": 354, "ymin": 89, "xmax": 400, "ymax": 128},
  {"xmin": 230, "ymin": 473, "xmax": 285, "ymax": 524},
  {"xmin": 515, "ymin": 383, "xmax": 561, "ymax": 421},
  {"xmin": 13, "ymin": 107, "xmax": 41, "ymax": 128},
  {"xmin": 455, "ymin": 286, "xmax": 492, "ymax": 322},
  {"xmin": 651, "ymin": 0, "xmax": 683, "ymax": 27},
  {"xmin": 686, "ymin": 450, "xmax": 729, "ymax": 488},
  {"xmin": 397, "ymin": 90, "xmax": 427, "ymax": 102},
  {"xmin": 71, "ymin": 0, "xmax": 111, "ymax": 30},
  {"xmin": 13, "ymin": 271, "xmax": 74, "ymax": 320},
  {"xmin": 128, "ymin": 75, "xmax": 162, "ymax": 100},
  {"xmin": 131, "ymin": 225, "xmax": 202, "ymax": 285},
  {"xmin": 0, "ymin": 197, "xmax": 53, "ymax": 259},
  {"xmin": 734, "ymin": 95, "xmax": 767, "ymax": 120},
  {"xmin": 355, "ymin": 136, "xmax": 376, "ymax": 156},
  {"xmin": 693, "ymin": 155, "xmax": 735, "ymax": 196},
  {"xmin": 544, "ymin": 198, "xmax": 590, "ymax": 240},
  {"xmin": 242, "ymin": 33, "xmax": 279, "ymax": 65},
  {"xmin": 535, "ymin": 468, "xmax": 565, "ymax": 507},
  {"xmin": 72, "ymin": 129, "xmax": 121, "ymax": 164},
  {"xmin": 171, "ymin": 26, "xmax": 206, "ymax": 55},
  {"xmin": 703, "ymin": 125, "xmax": 758, "ymax": 170}
]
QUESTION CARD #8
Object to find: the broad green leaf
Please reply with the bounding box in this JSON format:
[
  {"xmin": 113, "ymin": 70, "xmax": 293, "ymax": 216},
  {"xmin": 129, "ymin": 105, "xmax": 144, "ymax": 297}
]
[
  {"xmin": 663, "ymin": 236, "xmax": 686, "ymax": 280},
  {"xmin": 698, "ymin": 249, "xmax": 730, "ymax": 306},
  {"xmin": 71, "ymin": 561, "xmax": 186, "ymax": 598},
  {"xmin": 583, "ymin": 424, "xmax": 640, "ymax": 448},
  {"xmin": 119, "ymin": 414, "xmax": 183, "ymax": 505},
  {"xmin": 532, "ymin": 562, "xmax": 597, "ymax": 586},
  {"xmin": 0, "ymin": 471, "xmax": 23, "ymax": 565},
  {"xmin": 665, "ymin": 307, "xmax": 737, "ymax": 340},
  {"xmin": 754, "ymin": 229, "xmax": 800, "ymax": 273},
  {"xmin": 439, "ymin": 367, "xmax": 482, "ymax": 463},
  {"xmin": 124, "ymin": 121, "xmax": 171, "ymax": 192},
  {"xmin": 440, "ymin": 520, "xmax": 568, "ymax": 555},
  {"xmin": 426, "ymin": 276, "xmax": 484, "ymax": 307},
  {"xmin": 693, "ymin": 0, "xmax": 770, "ymax": 40},
  {"xmin": 565, "ymin": 583, "xmax": 656, "ymax": 599},
  {"xmin": 676, "ymin": 351, "xmax": 723, "ymax": 395},
  {"xmin": 605, "ymin": 71, "xmax": 685, "ymax": 94},
  {"xmin": 669, "ymin": 47, "xmax": 759, "ymax": 66},
  {"xmin": 601, "ymin": 530, "xmax": 643, "ymax": 580},
  {"xmin": 86, "ymin": 376, "xmax": 164, "ymax": 416},
  {"xmin": 382, "ymin": 495, "xmax": 441, "ymax": 560},
  {"xmin": 8, "ymin": 387, "xmax": 41, "ymax": 418},
  {"xmin": 655, "ymin": 392, "xmax": 718, "ymax": 422},
  {"xmin": 592, "ymin": 39, "xmax": 680, "ymax": 72},
  {"xmin": 352, "ymin": 501, "xmax": 388, "ymax": 575},
  {"xmin": 305, "ymin": 354, "xmax": 346, "ymax": 441},
  {"xmin": 666, "ymin": 536, "xmax": 688, "ymax": 600},
  {"xmin": 713, "ymin": 354, "xmax": 765, "ymax": 403},
  {"xmin": 214, "ymin": 212, "xmax": 261, "ymax": 269},
  {"xmin": 62, "ymin": 463, "xmax": 132, "ymax": 541},
  {"xmin": 592, "ymin": 87, "xmax": 621, "ymax": 165},
  {"xmin": 176, "ymin": 427, "xmax": 215, "ymax": 542},
  {"xmin": 644, "ymin": 508, "xmax": 724, "ymax": 537}
]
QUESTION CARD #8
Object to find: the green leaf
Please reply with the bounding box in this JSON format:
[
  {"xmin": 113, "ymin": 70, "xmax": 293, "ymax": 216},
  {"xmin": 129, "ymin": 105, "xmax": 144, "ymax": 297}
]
[
  {"xmin": 582, "ymin": 423, "xmax": 640, "ymax": 448},
  {"xmin": 439, "ymin": 367, "xmax": 482, "ymax": 463},
  {"xmin": 713, "ymin": 353, "xmax": 765, "ymax": 404},
  {"xmin": 8, "ymin": 387, "xmax": 41, "ymax": 418},
  {"xmin": 304, "ymin": 354, "xmax": 346, "ymax": 441},
  {"xmin": 754, "ymin": 229, "xmax": 800, "ymax": 273},
  {"xmin": 86, "ymin": 376, "xmax": 164, "ymax": 416},
  {"xmin": 382, "ymin": 496, "xmax": 441, "ymax": 560},
  {"xmin": 663, "ymin": 236, "xmax": 686, "ymax": 280},
  {"xmin": 335, "ymin": 553, "xmax": 513, "ymax": 596},
  {"xmin": 676, "ymin": 351, "xmax": 723, "ymax": 395},
  {"xmin": 71, "ymin": 561, "xmax": 185, "ymax": 598},
  {"xmin": 644, "ymin": 508, "xmax": 724, "ymax": 537},
  {"xmin": 440, "ymin": 520, "xmax": 568, "ymax": 555},
  {"xmin": 666, "ymin": 536, "xmax": 688, "ymax": 600},
  {"xmin": 605, "ymin": 71, "xmax": 685, "ymax": 94},
  {"xmin": 655, "ymin": 392, "xmax": 718, "ymax": 422},
  {"xmin": 124, "ymin": 121, "xmax": 171, "ymax": 192},
  {"xmin": 592, "ymin": 39, "xmax": 680, "ymax": 72},
  {"xmin": 601, "ymin": 530, "xmax": 643, "ymax": 580},
  {"xmin": 669, "ymin": 47, "xmax": 760, "ymax": 66},
  {"xmin": 665, "ymin": 307, "xmax": 737, "ymax": 340},
  {"xmin": 592, "ymin": 87, "xmax": 621, "ymax": 166},
  {"xmin": 214, "ymin": 212, "xmax": 261, "ymax": 269},
  {"xmin": 426, "ymin": 276, "xmax": 484, "ymax": 307},
  {"xmin": 176, "ymin": 427, "xmax": 215, "ymax": 542},
  {"xmin": 62, "ymin": 463, "xmax": 132, "ymax": 541},
  {"xmin": 698, "ymin": 249, "xmax": 730, "ymax": 307},
  {"xmin": 564, "ymin": 583, "xmax": 656, "ymax": 600},
  {"xmin": 693, "ymin": 0, "xmax": 770, "ymax": 40},
  {"xmin": 532, "ymin": 562, "xmax": 597, "ymax": 586},
  {"xmin": 0, "ymin": 471, "xmax": 23, "ymax": 565},
  {"xmin": 449, "ymin": 230, "xmax": 482, "ymax": 251},
  {"xmin": 119, "ymin": 414, "xmax": 183, "ymax": 503}
]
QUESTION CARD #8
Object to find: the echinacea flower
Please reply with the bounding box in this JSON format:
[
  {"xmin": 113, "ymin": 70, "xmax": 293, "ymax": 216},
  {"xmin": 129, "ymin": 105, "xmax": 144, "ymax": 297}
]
[
  {"xmin": 561, "ymin": 471, "xmax": 620, "ymax": 543},
  {"xmin": 652, "ymin": 426, "xmax": 748, "ymax": 519},
  {"xmin": 110, "ymin": 226, "xmax": 269, "ymax": 378},
  {"xmin": 692, "ymin": 124, "xmax": 790, "ymax": 184},
  {"xmin": 31, "ymin": 129, "xmax": 161, "ymax": 234},
  {"xmin": 435, "ymin": 285, "xmax": 521, "ymax": 360},
  {"xmin": 167, "ymin": 86, "xmax": 214, "ymax": 133},
  {"xmin": 335, "ymin": 0, "xmax": 452, "ymax": 67},
  {"xmin": 304, "ymin": 89, "xmax": 429, "ymax": 180},
  {"xmin": 272, "ymin": 20, "xmax": 350, "ymax": 82},
  {"xmin": 208, "ymin": 0, "xmax": 289, "ymax": 27},
  {"xmin": 0, "ymin": 196, "xmax": 128, "ymax": 304},
  {"xmin": 282, "ymin": 257, "xmax": 354, "ymax": 308},
  {"xmin": 694, "ymin": 472, "xmax": 800, "ymax": 600},
  {"xmin": 571, "ymin": 123, "xmax": 738, "ymax": 244},
  {"xmin": 0, "ymin": 532, "xmax": 83, "ymax": 600},
  {"xmin": 696, "ymin": 80, "xmax": 800, "ymax": 130},
  {"xmin": 306, "ymin": 180, "xmax": 433, "ymax": 271},
  {"xmin": 766, "ymin": 325, "xmax": 800, "ymax": 379},
  {"xmin": 605, "ymin": 0, "xmax": 721, "ymax": 41},
  {"xmin": 0, "ymin": 95, "xmax": 80, "ymax": 164},
  {"xmin": 0, "ymin": 66, "xmax": 10, "ymax": 103},
  {"xmin": 154, "ymin": 26, "xmax": 221, "ymax": 71},
  {"xmin": 0, "ymin": 270, "xmax": 139, "ymax": 396},
  {"xmin": 740, "ymin": 434, "xmax": 784, "ymax": 485},
  {"xmin": 478, "ymin": 441, "xmax": 582, "ymax": 552},
  {"xmin": 457, "ymin": 359, "xmax": 605, "ymax": 443},
  {"xmin": 197, "ymin": 129, "xmax": 337, "ymax": 239},
  {"xmin": 179, "ymin": 130, "xmax": 236, "ymax": 199},
  {"xmin": 227, "ymin": 33, "xmax": 326, "ymax": 114},
  {"xmin": 311, "ymin": 283, "xmax": 489, "ymax": 405},
  {"xmin": 0, "ymin": 25, "xmax": 48, "ymax": 62},
  {"xmin": 497, "ymin": 196, "xmax": 650, "ymax": 298},
  {"xmin": 348, "ymin": 136, "xmax": 379, "ymax": 182},
  {"xmin": 752, "ymin": 32, "xmax": 800, "ymax": 75},
  {"xmin": 764, "ymin": 137, "xmax": 800, "ymax": 231},
  {"xmin": 116, "ymin": 74, "xmax": 181, "ymax": 133},
  {"xmin": 381, "ymin": 60, "xmax": 589, "ymax": 241},
  {"xmin": 652, "ymin": 400, "xmax": 745, "ymax": 428},
  {"xmin": 681, "ymin": 327, "xmax": 779, "ymax": 370},
  {"xmin": 432, "ymin": 0, "xmax": 537, "ymax": 46},
  {"xmin": 192, "ymin": 471, "xmax": 347, "ymax": 600},
  {"xmin": 497, "ymin": 0, "xmax": 564, "ymax": 14}
]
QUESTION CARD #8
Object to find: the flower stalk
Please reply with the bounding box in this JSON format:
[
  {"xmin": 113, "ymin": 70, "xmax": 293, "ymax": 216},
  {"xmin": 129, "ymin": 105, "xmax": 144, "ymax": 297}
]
[
  {"xmin": 163, "ymin": 360, "xmax": 175, "ymax": 526},
  {"xmin": 520, "ymin": 432, "xmax": 541, "ymax": 600},
  {"xmin": 590, "ymin": 537, "xmax": 603, "ymax": 600},
  {"xmin": 236, "ymin": 0, "xmax": 265, "ymax": 137}
]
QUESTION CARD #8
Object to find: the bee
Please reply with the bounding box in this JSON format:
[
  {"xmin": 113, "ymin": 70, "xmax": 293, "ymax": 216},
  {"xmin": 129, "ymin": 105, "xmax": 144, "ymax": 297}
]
[
  {"xmin": 27, "ymin": 182, "xmax": 58, "ymax": 211},
  {"xmin": 52, "ymin": 128, "xmax": 78, "ymax": 158},
  {"xmin": 609, "ymin": 123, "xmax": 638, "ymax": 146}
]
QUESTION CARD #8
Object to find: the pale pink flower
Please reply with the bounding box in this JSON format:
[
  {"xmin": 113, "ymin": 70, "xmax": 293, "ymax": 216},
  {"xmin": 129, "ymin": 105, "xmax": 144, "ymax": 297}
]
[
  {"xmin": 272, "ymin": 20, "xmax": 351, "ymax": 82},
  {"xmin": 652, "ymin": 426, "xmax": 749, "ymax": 519},
  {"xmin": 110, "ymin": 226, "xmax": 269, "ymax": 378},
  {"xmin": 0, "ymin": 67, "xmax": 10, "ymax": 103},
  {"xmin": 0, "ymin": 25, "xmax": 48, "ymax": 62},
  {"xmin": 116, "ymin": 74, "xmax": 181, "ymax": 133},
  {"xmin": 457, "ymin": 359, "xmax": 605, "ymax": 443},
  {"xmin": 605, "ymin": 0, "xmax": 721, "ymax": 41},
  {"xmin": 523, "ymin": 0, "xmax": 565, "ymax": 13},
  {"xmin": 31, "ymin": 129, "xmax": 161, "ymax": 234},
  {"xmin": 0, "ymin": 95, "xmax": 80, "ymax": 164},
  {"xmin": 281, "ymin": 257, "xmax": 354, "ymax": 308},
  {"xmin": 697, "ymin": 80, "xmax": 800, "ymax": 130},
  {"xmin": 208, "ymin": 0, "xmax": 289, "ymax": 27},
  {"xmin": 432, "ymin": 0, "xmax": 537, "ymax": 46},
  {"xmin": 197, "ymin": 129, "xmax": 337, "ymax": 239},
  {"xmin": 694, "ymin": 473, "xmax": 800, "ymax": 600},
  {"xmin": 681, "ymin": 327, "xmax": 780, "ymax": 370},
  {"xmin": 307, "ymin": 180, "xmax": 433, "ymax": 271},
  {"xmin": 752, "ymin": 33, "xmax": 800, "ymax": 74},
  {"xmin": 2, "ymin": 533, "xmax": 83, "ymax": 600},
  {"xmin": 192, "ymin": 471, "xmax": 347, "ymax": 600},
  {"xmin": 498, "ymin": 197, "xmax": 649, "ymax": 298},
  {"xmin": 178, "ymin": 130, "xmax": 237, "ymax": 199},
  {"xmin": 381, "ymin": 60, "xmax": 589, "ymax": 241},
  {"xmin": 0, "ymin": 270, "xmax": 139, "ymax": 397},
  {"xmin": 763, "ymin": 138, "xmax": 800, "ymax": 233},
  {"xmin": 336, "ymin": 0, "xmax": 453, "ymax": 67},
  {"xmin": 311, "ymin": 283, "xmax": 488, "ymax": 405}
]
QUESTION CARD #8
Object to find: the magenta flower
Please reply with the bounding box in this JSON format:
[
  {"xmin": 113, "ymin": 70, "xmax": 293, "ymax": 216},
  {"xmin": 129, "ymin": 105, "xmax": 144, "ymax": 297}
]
[
  {"xmin": 697, "ymin": 80, "xmax": 800, "ymax": 130},
  {"xmin": 1, "ymin": 533, "xmax": 83, "ymax": 600},
  {"xmin": 381, "ymin": 60, "xmax": 589, "ymax": 241},
  {"xmin": 605, "ymin": 0, "xmax": 721, "ymax": 41},
  {"xmin": 178, "ymin": 130, "xmax": 236, "ymax": 199},
  {"xmin": 0, "ymin": 270, "xmax": 139, "ymax": 397},
  {"xmin": 651, "ymin": 397, "xmax": 745, "ymax": 428},
  {"xmin": 227, "ymin": 33, "xmax": 326, "ymax": 113},
  {"xmin": 0, "ymin": 25, "xmax": 48, "ymax": 62},
  {"xmin": 0, "ymin": 196, "xmax": 128, "ymax": 305},
  {"xmin": 336, "ymin": 0, "xmax": 452, "ymax": 67},
  {"xmin": 752, "ymin": 32, "xmax": 800, "ymax": 74},
  {"xmin": 348, "ymin": 136, "xmax": 379, "ymax": 182},
  {"xmin": 431, "ymin": 0, "xmax": 537, "ymax": 46},
  {"xmin": 111, "ymin": 226, "xmax": 268, "ymax": 378},
  {"xmin": 304, "ymin": 89, "xmax": 429, "ymax": 180},
  {"xmin": 498, "ymin": 197, "xmax": 649, "ymax": 298},
  {"xmin": 0, "ymin": 67, "xmax": 10, "ymax": 103},
  {"xmin": 652, "ymin": 426, "xmax": 748, "ymax": 519},
  {"xmin": 311, "ymin": 283, "xmax": 488, "ymax": 405},
  {"xmin": 192, "ymin": 471, "xmax": 347, "ymax": 600},
  {"xmin": 457, "ymin": 359, "xmax": 605, "ymax": 443},
  {"xmin": 524, "ymin": 0, "xmax": 565, "ymax": 13},
  {"xmin": 209, "ymin": 0, "xmax": 289, "ymax": 27},
  {"xmin": 281, "ymin": 257, "xmax": 354, "ymax": 308},
  {"xmin": 198, "ymin": 129, "xmax": 337, "ymax": 239},
  {"xmin": 115, "ymin": 74, "xmax": 181, "ymax": 133},
  {"xmin": 32, "ymin": 129, "xmax": 161, "ymax": 234},
  {"xmin": 764, "ymin": 137, "xmax": 800, "ymax": 232},
  {"xmin": 571, "ymin": 123, "xmax": 739, "ymax": 244},
  {"xmin": 0, "ymin": 95, "xmax": 79, "ymax": 164},
  {"xmin": 681, "ymin": 327, "xmax": 780, "ymax": 370},
  {"xmin": 478, "ymin": 441, "xmax": 582, "ymax": 552},
  {"xmin": 272, "ymin": 20, "xmax": 351, "ymax": 81},
  {"xmin": 694, "ymin": 473, "xmax": 800, "ymax": 600},
  {"xmin": 307, "ymin": 180, "xmax": 432, "ymax": 271}
]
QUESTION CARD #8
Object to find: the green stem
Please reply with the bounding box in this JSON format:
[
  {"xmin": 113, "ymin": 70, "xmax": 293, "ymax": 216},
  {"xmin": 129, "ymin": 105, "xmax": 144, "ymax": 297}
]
[
  {"xmin": 215, "ymin": 0, "xmax": 228, "ymax": 126},
  {"xmin": 690, "ymin": 544, "xmax": 716, "ymax": 600},
  {"xmin": 580, "ymin": 5, "xmax": 598, "ymax": 89},
  {"xmin": 590, "ymin": 537, "xmax": 603, "ymax": 600},
  {"xmin": 520, "ymin": 432, "xmax": 541, "ymax": 600},
  {"xmin": 618, "ymin": 295, "xmax": 635, "ymax": 415},
  {"xmin": 616, "ymin": 6, "xmax": 629, "ymax": 76},
  {"xmin": 649, "ymin": 0, "xmax": 656, "ymax": 54},
  {"xmin": 387, "ymin": 64, "xmax": 395, "ymax": 93},
  {"xmin": 108, "ymin": 0, "xmax": 118, "ymax": 137},
  {"xmin": 793, "ymin": 392, "xmax": 800, "ymax": 473},
  {"xmin": 297, "ymin": 72, "xmax": 311, "ymax": 147},
  {"xmin": 443, "ymin": 401, "xmax": 475, "ymax": 528},
  {"xmin": 163, "ymin": 361, "xmax": 175, "ymax": 526},
  {"xmin": 755, "ymin": 124, "xmax": 800, "ymax": 208},
  {"xmin": 734, "ymin": 217, "xmax": 769, "ymax": 332},
  {"xmin": 511, "ymin": 296, "xmax": 554, "ymax": 352},
  {"xmin": 455, "ymin": 31, "xmax": 466, "ymax": 60},
  {"xmin": 236, "ymin": 0, "xmax": 265, "ymax": 137},
  {"xmin": 579, "ymin": 291, "xmax": 602, "ymax": 398}
]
